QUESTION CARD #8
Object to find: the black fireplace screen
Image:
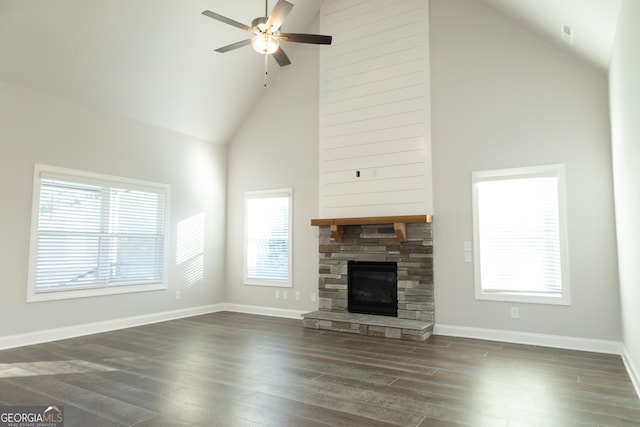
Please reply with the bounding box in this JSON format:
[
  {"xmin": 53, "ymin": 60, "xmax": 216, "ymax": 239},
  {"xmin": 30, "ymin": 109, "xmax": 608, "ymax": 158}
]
[{"xmin": 347, "ymin": 261, "xmax": 397, "ymax": 317}]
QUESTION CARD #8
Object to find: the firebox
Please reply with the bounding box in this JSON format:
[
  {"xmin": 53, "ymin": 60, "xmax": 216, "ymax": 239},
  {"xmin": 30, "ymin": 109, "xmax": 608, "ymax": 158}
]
[{"xmin": 347, "ymin": 261, "xmax": 398, "ymax": 317}]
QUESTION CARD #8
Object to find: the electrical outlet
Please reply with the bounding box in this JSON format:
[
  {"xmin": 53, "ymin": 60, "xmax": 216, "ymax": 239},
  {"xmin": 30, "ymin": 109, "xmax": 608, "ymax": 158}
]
[
  {"xmin": 282, "ymin": 291, "xmax": 288, "ymax": 300},
  {"xmin": 464, "ymin": 240, "xmax": 472, "ymax": 263},
  {"xmin": 295, "ymin": 291, "xmax": 300, "ymax": 301},
  {"xmin": 311, "ymin": 292, "xmax": 317, "ymax": 302},
  {"xmin": 511, "ymin": 307, "xmax": 520, "ymax": 319},
  {"xmin": 175, "ymin": 291, "xmax": 181, "ymax": 300},
  {"xmin": 275, "ymin": 290, "xmax": 280, "ymax": 299}
]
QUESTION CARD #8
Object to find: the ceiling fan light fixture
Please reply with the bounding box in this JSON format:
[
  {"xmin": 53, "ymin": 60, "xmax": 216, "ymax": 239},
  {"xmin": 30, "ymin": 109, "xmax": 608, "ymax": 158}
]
[{"xmin": 252, "ymin": 34, "xmax": 280, "ymax": 54}]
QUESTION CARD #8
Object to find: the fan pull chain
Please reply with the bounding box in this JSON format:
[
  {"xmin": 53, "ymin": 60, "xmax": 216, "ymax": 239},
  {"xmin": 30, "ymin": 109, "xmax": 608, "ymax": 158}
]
[{"xmin": 264, "ymin": 53, "xmax": 269, "ymax": 87}]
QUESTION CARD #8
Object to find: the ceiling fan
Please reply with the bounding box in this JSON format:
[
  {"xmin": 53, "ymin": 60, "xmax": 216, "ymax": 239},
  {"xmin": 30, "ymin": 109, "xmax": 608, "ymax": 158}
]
[{"xmin": 202, "ymin": 0, "xmax": 332, "ymax": 67}]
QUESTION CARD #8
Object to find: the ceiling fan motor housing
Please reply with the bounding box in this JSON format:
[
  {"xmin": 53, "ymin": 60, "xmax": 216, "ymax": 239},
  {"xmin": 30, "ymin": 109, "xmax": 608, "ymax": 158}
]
[{"xmin": 252, "ymin": 17, "xmax": 269, "ymax": 31}]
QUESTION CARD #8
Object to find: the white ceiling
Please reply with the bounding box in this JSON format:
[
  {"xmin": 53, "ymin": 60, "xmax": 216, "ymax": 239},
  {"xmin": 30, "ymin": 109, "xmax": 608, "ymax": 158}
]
[
  {"xmin": 0, "ymin": 0, "xmax": 325, "ymax": 143},
  {"xmin": 0, "ymin": 0, "xmax": 621, "ymax": 144}
]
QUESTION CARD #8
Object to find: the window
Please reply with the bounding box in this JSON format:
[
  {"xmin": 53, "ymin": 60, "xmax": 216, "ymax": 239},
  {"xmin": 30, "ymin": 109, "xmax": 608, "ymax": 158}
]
[
  {"xmin": 27, "ymin": 164, "xmax": 169, "ymax": 302},
  {"xmin": 472, "ymin": 164, "xmax": 570, "ymax": 305},
  {"xmin": 244, "ymin": 188, "xmax": 292, "ymax": 287}
]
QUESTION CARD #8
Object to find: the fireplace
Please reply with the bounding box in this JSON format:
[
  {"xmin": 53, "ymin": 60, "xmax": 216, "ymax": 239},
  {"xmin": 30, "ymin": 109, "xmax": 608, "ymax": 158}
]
[
  {"xmin": 348, "ymin": 261, "xmax": 397, "ymax": 317},
  {"xmin": 303, "ymin": 221, "xmax": 434, "ymax": 341}
]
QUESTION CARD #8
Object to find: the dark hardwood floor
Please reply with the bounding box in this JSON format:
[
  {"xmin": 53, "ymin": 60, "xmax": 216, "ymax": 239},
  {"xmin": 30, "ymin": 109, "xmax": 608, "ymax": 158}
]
[{"xmin": 0, "ymin": 312, "xmax": 638, "ymax": 426}]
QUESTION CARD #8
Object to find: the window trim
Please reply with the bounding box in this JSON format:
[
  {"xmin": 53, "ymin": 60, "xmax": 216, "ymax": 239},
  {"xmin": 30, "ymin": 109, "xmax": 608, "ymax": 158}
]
[
  {"xmin": 471, "ymin": 164, "xmax": 571, "ymax": 305},
  {"xmin": 243, "ymin": 188, "xmax": 293, "ymax": 288},
  {"xmin": 27, "ymin": 164, "xmax": 170, "ymax": 302}
]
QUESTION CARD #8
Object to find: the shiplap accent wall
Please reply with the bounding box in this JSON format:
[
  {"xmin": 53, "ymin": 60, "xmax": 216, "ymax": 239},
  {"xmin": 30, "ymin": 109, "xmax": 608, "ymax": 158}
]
[{"xmin": 319, "ymin": 0, "xmax": 432, "ymax": 218}]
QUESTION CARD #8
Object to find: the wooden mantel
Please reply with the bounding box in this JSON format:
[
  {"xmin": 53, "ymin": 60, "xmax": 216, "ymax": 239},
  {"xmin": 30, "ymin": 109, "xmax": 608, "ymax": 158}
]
[{"xmin": 310, "ymin": 214, "xmax": 433, "ymax": 243}]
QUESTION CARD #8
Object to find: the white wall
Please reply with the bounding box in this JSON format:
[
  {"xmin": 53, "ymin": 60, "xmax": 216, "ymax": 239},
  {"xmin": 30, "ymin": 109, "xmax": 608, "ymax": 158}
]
[
  {"xmin": 430, "ymin": 0, "xmax": 621, "ymax": 341},
  {"xmin": 609, "ymin": 0, "xmax": 640, "ymax": 385},
  {"xmin": 318, "ymin": 0, "xmax": 432, "ymax": 218},
  {"xmin": 224, "ymin": 21, "xmax": 320, "ymax": 313},
  {"xmin": 0, "ymin": 80, "xmax": 226, "ymax": 338}
]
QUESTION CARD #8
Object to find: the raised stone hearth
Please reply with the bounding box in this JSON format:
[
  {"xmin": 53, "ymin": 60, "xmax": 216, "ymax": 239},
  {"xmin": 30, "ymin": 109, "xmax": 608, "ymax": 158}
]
[
  {"xmin": 302, "ymin": 310, "xmax": 433, "ymax": 341},
  {"xmin": 304, "ymin": 220, "xmax": 434, "ymax": 341}
]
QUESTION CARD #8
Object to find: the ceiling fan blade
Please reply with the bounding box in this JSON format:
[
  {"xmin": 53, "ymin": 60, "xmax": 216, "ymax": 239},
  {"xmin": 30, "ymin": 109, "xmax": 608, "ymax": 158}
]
[
  {"xmin": 278, "ymin": 33, "xmax": 332, "ymax": 45},
  {"xmin": 202, "ymin": 10, "xmax": 255, "ymax": 33},
  {"xmin": 272, "ymin": 47, "xmax": 291, "ymax": 67},
  {"xmin": 215, "ymin": 39, "xmax": 252, "ymax": 53},
  {"xmin": 266, "ymin": 0, "xmax": 293, "ymax": 32}
]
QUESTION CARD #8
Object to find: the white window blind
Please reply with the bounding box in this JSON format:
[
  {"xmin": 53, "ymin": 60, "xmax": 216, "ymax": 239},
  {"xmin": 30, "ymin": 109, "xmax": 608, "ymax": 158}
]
[
  {"xmin": 244, "ymin": 189, "xmax": 292, "ymax": 286},
  {"xmin": 472, "ymin": 165, "xmax": 570, "ymax": 305},
  {"xmin": 28, "ymin": 165, "xmax": 169, "ymax": 300}
]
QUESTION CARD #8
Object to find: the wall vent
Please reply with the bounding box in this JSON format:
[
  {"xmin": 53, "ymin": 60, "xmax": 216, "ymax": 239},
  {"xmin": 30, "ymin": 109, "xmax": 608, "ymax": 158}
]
[{"xmin": 561, "ymin": 23, "xmax": 574, "ymax": 44}]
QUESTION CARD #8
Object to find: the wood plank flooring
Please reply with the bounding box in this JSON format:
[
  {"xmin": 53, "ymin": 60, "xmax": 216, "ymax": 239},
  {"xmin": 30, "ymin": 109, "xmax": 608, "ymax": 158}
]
[{"xmin": 0, "ymin": 312, "xmax": 638, "ymax": 426}]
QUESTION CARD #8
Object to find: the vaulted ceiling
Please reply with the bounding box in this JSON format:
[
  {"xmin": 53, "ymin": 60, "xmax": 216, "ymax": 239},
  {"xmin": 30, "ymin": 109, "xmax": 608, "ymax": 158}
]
[
  {"xmin": 0, "ymin": 0, "xmax": 621, "ymax": 144},
  {"xmin": 484, "ymin": 0, "xmax": 621, "ymax": 69}
]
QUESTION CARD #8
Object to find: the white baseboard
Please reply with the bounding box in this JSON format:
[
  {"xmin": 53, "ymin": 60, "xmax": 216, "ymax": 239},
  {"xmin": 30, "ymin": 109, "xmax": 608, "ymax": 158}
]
[
  {"xmin": 0, "ymin": 304, "xmax": 225, "ymax": 351},
  {"xmin": 622, "ymin": 345, "xmax": 640, "ymax": 399},
  {"xmin": 434, "ymin": 324, "xmax": 623, "ymax": 355},
  {"xmin": 222, "ymin": 303, "xmax": 306, "ymax": 320}
]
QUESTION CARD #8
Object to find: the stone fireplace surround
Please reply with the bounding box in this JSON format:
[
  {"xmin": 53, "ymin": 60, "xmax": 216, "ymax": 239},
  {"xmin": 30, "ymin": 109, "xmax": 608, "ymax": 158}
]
[{"xmin": 303, "ymin": 220, "xmax": 434, "ymax": 341}]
